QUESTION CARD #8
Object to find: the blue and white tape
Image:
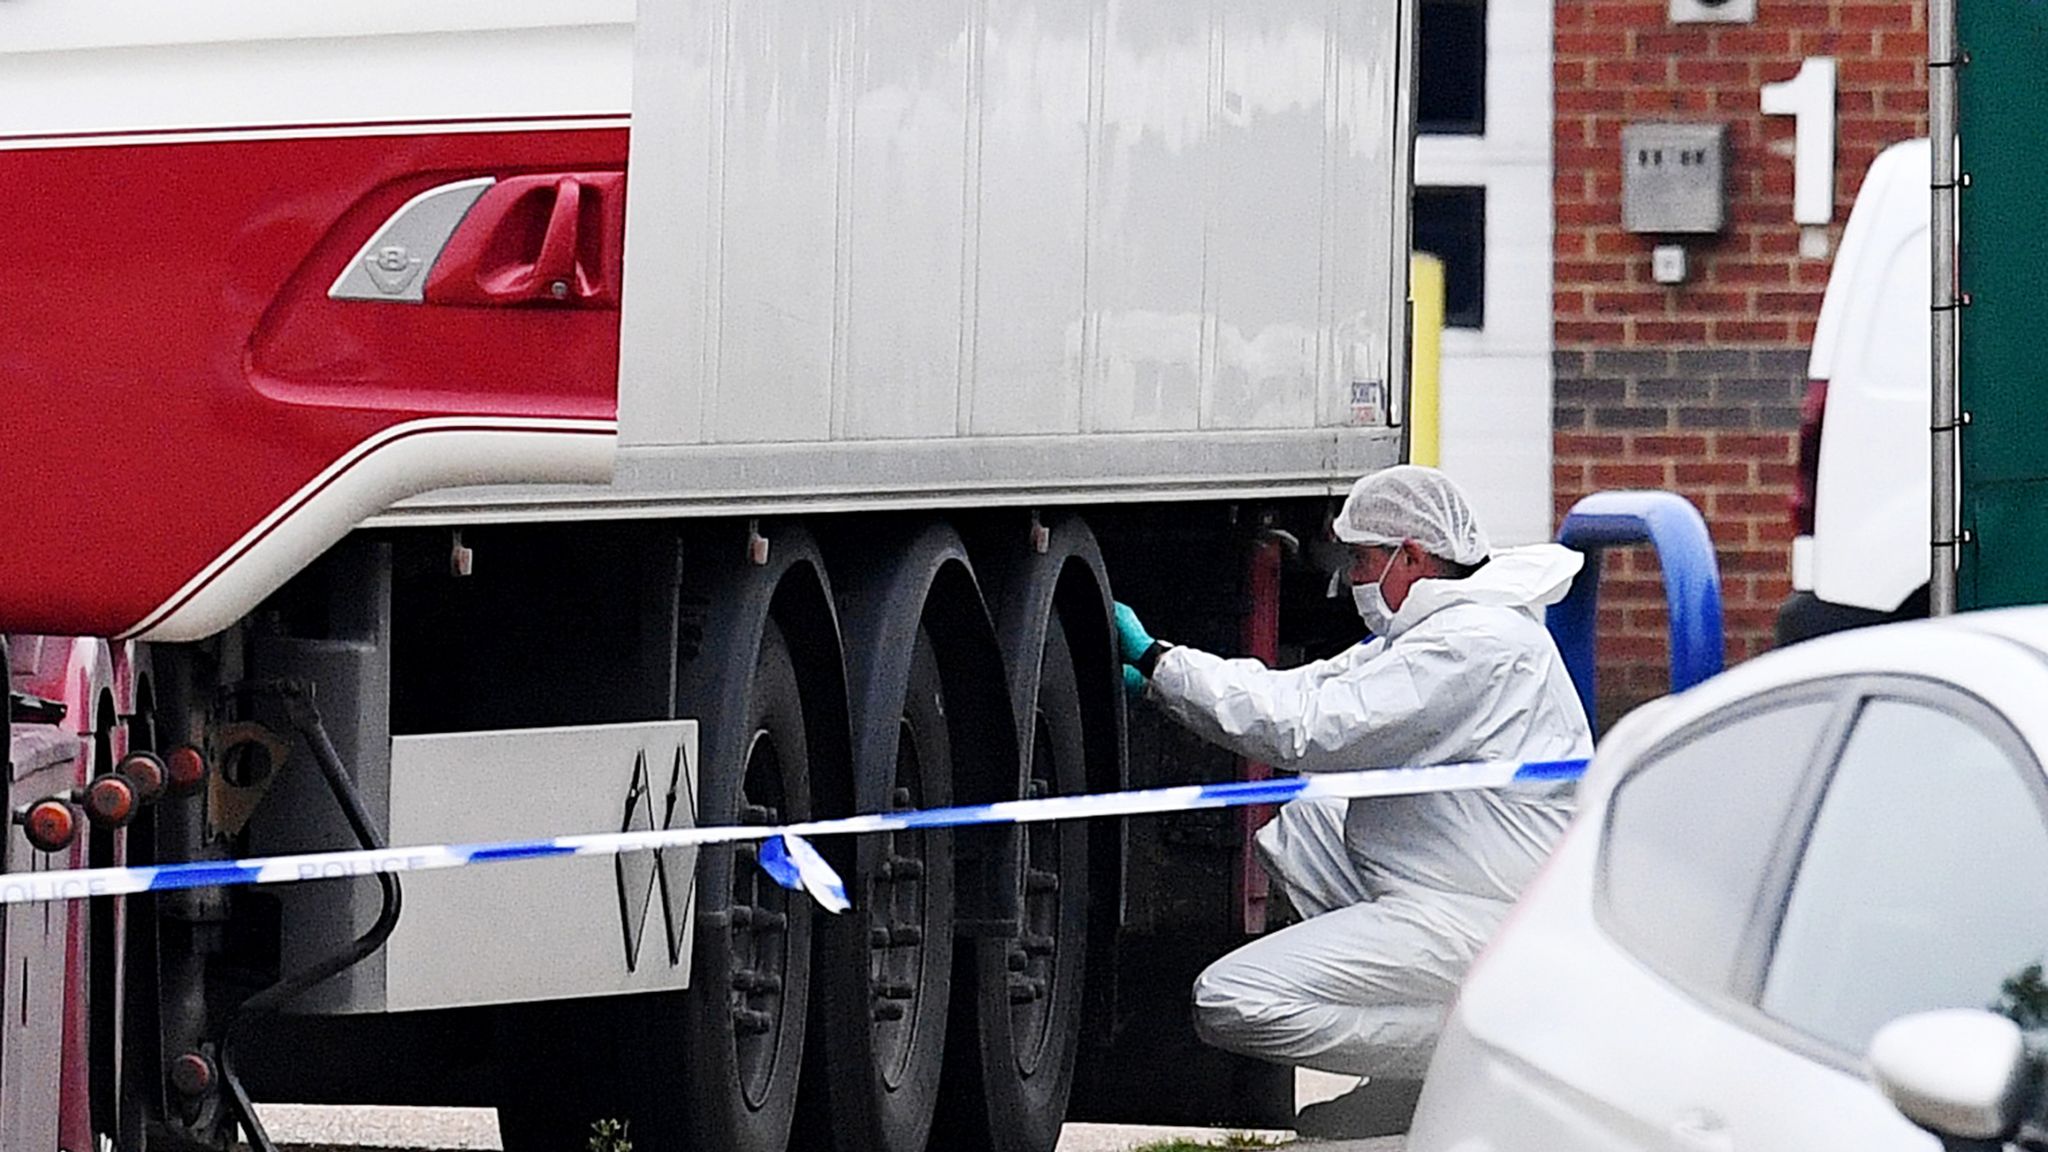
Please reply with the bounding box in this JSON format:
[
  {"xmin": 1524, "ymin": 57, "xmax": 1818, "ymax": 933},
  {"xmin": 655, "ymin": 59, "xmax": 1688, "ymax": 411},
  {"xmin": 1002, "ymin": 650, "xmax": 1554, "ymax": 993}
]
[
  {"xmin": 0, "ymin": 757, "xmax": 1586, "ymax": 910},
  {"xmin": 756, "ymin": 831, "xmax": 852, "ymax": 912}
]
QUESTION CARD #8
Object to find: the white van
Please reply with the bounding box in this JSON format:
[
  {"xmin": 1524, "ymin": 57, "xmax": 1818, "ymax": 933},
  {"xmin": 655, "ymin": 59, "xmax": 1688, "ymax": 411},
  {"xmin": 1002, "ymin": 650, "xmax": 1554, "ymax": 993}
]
[{"xmin": 1776, "ymin": 137, "xmax": 1933, "ymax": 643}]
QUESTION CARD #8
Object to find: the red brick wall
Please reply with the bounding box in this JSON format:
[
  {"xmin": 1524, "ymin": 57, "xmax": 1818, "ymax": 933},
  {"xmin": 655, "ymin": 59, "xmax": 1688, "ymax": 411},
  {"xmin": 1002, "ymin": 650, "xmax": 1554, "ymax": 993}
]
[{"xmin": 1552, "ymin": 1, "xmax": 1928, "ymax": 723}]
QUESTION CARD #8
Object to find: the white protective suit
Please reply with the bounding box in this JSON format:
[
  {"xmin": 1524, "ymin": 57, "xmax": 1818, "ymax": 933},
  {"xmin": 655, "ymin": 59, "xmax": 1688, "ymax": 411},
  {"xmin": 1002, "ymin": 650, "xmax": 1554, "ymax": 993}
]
[{"xmin": 1154, "ymin": 543, "xmax": 1594, "ymax": 1078}]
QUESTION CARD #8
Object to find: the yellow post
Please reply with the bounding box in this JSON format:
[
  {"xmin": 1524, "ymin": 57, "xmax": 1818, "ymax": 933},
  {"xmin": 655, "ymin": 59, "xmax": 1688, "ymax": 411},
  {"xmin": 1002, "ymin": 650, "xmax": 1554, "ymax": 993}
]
[{"xmin": 1408, "ymin": 253, "xmax": 1445, "ymax": 468}]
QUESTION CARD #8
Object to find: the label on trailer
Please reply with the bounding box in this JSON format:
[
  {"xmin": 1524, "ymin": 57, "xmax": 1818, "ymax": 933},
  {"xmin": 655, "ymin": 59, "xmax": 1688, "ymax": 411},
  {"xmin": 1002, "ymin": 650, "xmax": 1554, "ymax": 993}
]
[{"xmin": 384, "ymin": 720, "xmax": 698, "ymax": 1013}]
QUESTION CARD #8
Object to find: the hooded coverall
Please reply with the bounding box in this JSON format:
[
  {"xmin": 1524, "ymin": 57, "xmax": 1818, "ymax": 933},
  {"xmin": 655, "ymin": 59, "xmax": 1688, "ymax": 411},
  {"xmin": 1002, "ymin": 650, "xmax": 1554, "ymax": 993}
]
[{"xmin": 1148, "ymin": 544, "xmax": 1594, "ymax": 1078}]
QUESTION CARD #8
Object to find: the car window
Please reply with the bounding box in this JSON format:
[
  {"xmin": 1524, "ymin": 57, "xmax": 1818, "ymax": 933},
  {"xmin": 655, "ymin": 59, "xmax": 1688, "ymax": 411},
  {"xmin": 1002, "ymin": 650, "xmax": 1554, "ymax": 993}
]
[
  {"xmin": 1600, "ymin": 699, "xmax": 1837, "ymax": 997},
  {"xmin": 1761, "ymin": 698, "xmax": 2048, "ymax": 1054}
]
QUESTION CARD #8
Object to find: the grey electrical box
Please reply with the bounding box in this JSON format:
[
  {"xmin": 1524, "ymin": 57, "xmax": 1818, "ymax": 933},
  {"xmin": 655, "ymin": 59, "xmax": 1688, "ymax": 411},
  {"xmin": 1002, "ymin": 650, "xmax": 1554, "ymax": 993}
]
[{"xmin": 1621, "ymin": 122, "xmax": 1728, "ymax": 234}]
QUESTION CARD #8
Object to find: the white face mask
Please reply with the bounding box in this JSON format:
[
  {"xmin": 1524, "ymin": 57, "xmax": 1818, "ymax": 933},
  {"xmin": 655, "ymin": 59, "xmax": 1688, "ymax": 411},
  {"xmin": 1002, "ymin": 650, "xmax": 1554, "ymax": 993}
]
[{"xmin": 1351, "ymin": 549, "xmax": 1398, "ymax": 636}]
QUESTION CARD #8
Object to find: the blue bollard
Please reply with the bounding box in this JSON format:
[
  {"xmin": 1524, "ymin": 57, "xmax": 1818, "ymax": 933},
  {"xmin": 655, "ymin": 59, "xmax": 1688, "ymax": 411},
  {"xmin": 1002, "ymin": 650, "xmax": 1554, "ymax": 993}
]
[{"xmin": 1546, "ymin": 490, "xmax": 1725, "ymax": 737}]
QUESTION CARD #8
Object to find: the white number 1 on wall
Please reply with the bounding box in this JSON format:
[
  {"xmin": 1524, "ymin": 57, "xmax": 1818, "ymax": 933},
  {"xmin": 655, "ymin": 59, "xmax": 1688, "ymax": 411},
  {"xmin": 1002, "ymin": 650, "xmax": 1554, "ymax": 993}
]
[{"xmin": 1761, "ymin": 57, "xmax": 1839, "ymax": 229}]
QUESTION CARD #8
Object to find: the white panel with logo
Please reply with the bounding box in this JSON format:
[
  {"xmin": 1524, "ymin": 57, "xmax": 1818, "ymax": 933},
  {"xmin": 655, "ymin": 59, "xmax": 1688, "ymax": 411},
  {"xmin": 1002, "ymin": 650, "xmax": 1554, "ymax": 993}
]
[{"xmin": 383, "ymin": 720, "xmax": 699, "ymax": 1012}]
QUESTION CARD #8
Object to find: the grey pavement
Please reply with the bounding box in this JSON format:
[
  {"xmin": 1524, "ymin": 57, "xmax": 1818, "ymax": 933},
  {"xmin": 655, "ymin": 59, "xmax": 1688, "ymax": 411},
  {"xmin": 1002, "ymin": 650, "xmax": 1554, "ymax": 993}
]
[{"xmin": 247, "ymin": 1105, "xmax": 1404, "ymax": 1152}]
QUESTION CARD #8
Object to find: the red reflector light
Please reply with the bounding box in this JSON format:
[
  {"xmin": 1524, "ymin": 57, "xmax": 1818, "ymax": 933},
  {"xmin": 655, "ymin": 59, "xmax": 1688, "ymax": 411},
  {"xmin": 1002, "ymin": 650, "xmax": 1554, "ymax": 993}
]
[
  {"xmin": 166, "ymin": 746, "xmax": 208, "ymax": 793},
  {"xmin": 81, "ymin": 775, "xmax": 138, "ymax": 828},
  {"xmin": 118, "ymin": 750, "xmax": 168, "ymax": 802},
  {"xmin": 17, "ymin": 799, "xmax": 76, "ymax": 854},
  {"xmin": 170, "ymin": 1052, "xmax": 216, "ymax": 1097}
]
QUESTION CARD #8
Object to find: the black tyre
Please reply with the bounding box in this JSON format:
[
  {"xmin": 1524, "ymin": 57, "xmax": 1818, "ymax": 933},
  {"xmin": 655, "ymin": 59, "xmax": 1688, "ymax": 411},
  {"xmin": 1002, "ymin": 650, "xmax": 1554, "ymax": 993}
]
[
  {"xmin": 683, "ymin": 616, "xmax": 815, "ymax": 1152},
  {"xmin": 805, "ymin": 626, "xmax": 956, "ymax": 1152},
  {"xmin": 941, "ymin": 610, "xmax": 1090, "ymax": 1152}
]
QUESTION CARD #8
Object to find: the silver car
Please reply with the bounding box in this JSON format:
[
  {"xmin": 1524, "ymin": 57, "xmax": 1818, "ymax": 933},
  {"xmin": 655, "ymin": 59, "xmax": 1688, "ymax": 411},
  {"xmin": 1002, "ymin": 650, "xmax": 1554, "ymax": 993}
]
[{"xmin": 1410, "ymin": 609, "xmax": 2048, "ymax": 1152}]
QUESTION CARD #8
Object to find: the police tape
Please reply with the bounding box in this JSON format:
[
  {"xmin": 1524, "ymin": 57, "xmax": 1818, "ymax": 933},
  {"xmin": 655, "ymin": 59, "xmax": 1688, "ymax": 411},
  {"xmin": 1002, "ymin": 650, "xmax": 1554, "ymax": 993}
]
[{"xmin": 0, "ymin": 756, "xmax": 1588, "ymax": 911}]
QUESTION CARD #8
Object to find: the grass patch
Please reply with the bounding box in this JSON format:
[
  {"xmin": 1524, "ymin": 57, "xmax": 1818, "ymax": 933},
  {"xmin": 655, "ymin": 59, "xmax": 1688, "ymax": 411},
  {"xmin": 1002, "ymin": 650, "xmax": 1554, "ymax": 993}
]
[{"xmin": 1130, "ymin": 1134, "xmax": 1287, "ymax": 1152}]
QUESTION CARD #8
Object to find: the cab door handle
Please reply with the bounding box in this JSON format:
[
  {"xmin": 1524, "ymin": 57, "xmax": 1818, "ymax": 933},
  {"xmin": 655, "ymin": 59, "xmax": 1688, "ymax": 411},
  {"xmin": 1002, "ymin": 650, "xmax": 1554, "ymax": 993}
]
[
  {"xmin": 525, "ymin": 177, "xmax": 584, "ymax": 296},
  {"xmin": 424, "ymin": 171, "xmax": 625, "ymax": 308}
]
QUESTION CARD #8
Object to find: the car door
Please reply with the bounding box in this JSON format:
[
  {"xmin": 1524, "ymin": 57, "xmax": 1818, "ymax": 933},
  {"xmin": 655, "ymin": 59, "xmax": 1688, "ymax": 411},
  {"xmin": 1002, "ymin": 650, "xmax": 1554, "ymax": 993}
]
[
  {"xmin": 1432, "ymin": 633, "xmax": 2048, "ymax": 1152},
  {"xmin": 1735, "ymin": 683, "xmax": 2048, "ymax": 1136},
  {"xmin": 1438, "ymin": 689, "xmax": 1935, "ymax": 1152},
  {"xmin": 1591, "ymin": 678, "xmax": 2048, "ymax": 1152},
  {"xmin": 1575, "ymin": 691, "xmax": 1939, "ymax": 1152}
]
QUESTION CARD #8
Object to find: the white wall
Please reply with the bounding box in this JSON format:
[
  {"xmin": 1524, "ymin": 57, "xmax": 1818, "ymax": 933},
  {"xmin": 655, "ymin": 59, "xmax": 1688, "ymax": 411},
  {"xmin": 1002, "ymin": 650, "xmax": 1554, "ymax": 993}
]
[{"xmin": 1415, "ymin": 1, "xmax": 1554, "ymax": 546}]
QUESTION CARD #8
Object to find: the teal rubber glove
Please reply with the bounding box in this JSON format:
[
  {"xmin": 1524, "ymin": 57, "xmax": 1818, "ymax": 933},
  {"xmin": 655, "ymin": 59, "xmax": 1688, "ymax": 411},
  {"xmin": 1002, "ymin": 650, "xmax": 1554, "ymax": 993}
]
[
  {"xmin": 1122, "ymin": 664, "xmax": 1147, "ymax": 700},
  {"xmin": 1113, "ymin": 602, "xmax": 1155, "ymax": 664}
]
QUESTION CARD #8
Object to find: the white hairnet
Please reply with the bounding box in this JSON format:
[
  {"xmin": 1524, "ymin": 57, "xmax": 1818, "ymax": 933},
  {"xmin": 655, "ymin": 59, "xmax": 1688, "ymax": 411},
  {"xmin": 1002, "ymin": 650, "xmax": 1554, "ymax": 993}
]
[{"xmin": 1333, "ymin": 465, "xmax": 1491, "ymax": 565}]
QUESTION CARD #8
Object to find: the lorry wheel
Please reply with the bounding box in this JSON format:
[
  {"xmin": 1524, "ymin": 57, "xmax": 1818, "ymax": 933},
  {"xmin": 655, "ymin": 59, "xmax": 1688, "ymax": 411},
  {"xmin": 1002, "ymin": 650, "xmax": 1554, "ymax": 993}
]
[
  {"xmin": 938, "ymin": 609, "xmax": 1090, "ymax": 1152},
  {"xmin": 990, "ymin": 611, "xmax": 1091, "ymax": 1151},
  {"xmin": 804, "ymin": 622, "xmax": 957, "ymax": 1152},
  {"xmin": 682, "ymin": 616, "xmax": 816, "ymax": 1152}
]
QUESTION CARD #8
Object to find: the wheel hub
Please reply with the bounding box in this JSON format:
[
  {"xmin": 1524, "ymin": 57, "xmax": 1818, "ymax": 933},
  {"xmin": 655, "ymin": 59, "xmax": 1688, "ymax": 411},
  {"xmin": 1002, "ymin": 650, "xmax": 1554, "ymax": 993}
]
[
  {"xmin": 869, "ymin": 721, "xmax": 931, "ymax": 1089},
  {"xmin": 730, "ymin": 733, "xmax": 791, "ymax": 1110},
  {"xmin": 1010, "ymin": 714, "xmax": 1066, "ymax": 1078}
]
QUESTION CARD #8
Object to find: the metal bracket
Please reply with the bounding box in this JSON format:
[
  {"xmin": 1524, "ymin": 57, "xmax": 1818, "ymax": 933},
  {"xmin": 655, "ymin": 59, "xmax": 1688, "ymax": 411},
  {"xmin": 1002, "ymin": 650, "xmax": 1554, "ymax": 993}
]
[{"xmin": 206, "ymin": 721, "xmax": 292, "ymax": 839}]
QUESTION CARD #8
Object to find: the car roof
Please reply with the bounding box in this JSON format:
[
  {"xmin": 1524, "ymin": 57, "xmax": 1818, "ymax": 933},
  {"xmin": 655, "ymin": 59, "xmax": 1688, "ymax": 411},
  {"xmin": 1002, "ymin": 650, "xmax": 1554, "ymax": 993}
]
[{"xmin": 1948, "ymin": 605, "xmax": 2048, "ymax": 656}]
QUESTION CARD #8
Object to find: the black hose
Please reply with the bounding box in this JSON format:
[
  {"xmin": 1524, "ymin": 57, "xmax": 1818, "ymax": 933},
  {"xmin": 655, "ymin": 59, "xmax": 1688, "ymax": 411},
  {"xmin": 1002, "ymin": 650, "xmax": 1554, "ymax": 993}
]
[{"xmin": 218, "ymin": 682, "xmax": 401, "ymax": 1152}]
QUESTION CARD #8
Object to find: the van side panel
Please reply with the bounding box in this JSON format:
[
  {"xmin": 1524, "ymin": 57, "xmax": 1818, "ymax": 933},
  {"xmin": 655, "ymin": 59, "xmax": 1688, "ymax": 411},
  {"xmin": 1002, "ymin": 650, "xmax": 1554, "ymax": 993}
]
[{"xmin": 1809, "ymin": 139, "xmax": 1932, "ymax": 614}]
